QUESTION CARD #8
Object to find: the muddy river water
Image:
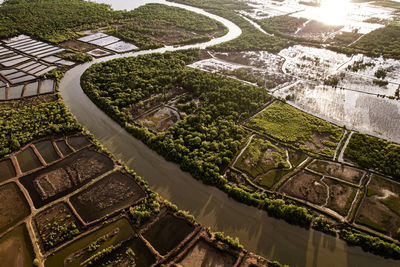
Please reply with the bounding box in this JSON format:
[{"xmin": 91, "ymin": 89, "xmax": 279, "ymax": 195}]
[{"xmin": 58, "ymin": 0, "xmax": 399, "ymax": 266}]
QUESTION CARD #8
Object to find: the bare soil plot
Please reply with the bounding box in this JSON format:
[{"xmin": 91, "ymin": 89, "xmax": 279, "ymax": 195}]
[
  {"xmin": 356, "ymin": 175, "xmax": 400, "ymax": 238},
  {"xmin": 104, "ymin": 41, "xmax": 138, "ymax": 53},
  {"xmin": 45, "ymin": 218, "xmax": 135, "ymax": 267},
  {"xmin": 308, "ymin": 160, "xmax": 364, "ymax": 184},
  {"xmin": 20, "ymin": 148, "xmax": 114, "ymax": 208},
  {"xmin": 324, "ymin": 178, "xmax": 358, "ymax": 216},
  {"xmin": 257, "ymin": 169, "xmax": 292, "ymax": 189},
  {"xmin": 235, "ymin": 137, "xmax": 288, "ymax": 178},
  {"xmin": 178, "ymin": 239, "xmax": 237, "ymax": 267},
  {"xmin": 86, "ymin": 48, "xmax": 112, "ymax": 57},
  {"xmin": 60, "ymin": 40, "xmax": 97, "ymax": 52},
  {"xmin": 143, "ymin": 214, "xmax": 195, "ymax": 256},
  {"xmin": 0, "ymin": 224, "xmax": 35, "ymax": 267},
  {"xmin": 70, "ymin": 171, "xmax": 146, "ymax": 223},
  {"xmin": 0, "ymin": 183, "xmax": 30, "ymax": 234},
  {"xmin": 34, "ymin": 203, "xmax": 81, "ymax": 251},
  {"xmin": 280, "ymin": 170, "xmax": 328, "ymax": 205}
]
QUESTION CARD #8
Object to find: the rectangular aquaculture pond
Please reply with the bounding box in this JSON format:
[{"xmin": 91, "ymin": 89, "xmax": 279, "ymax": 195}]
[
  {"xmin": 0, "ymin": 158, "xmax": 16, "ymax": 182},
  {"xmin": 34, "ymin": 140, "xmax": 60, "ymax": 164},
  {"xmin": 70, "ymin": 171, "xmax": 146, "ymax": 223},
  {"xmin": 19, "ymin": 148, "xmax": 114, "ymax": 208},
  {"xmin": 16, "ymin": 146, "xmax": 42, "ymax": 173},
  {"xmin": 45, "ymin": 218, "xmax": 135, "ymax": 267},
  {"xmin": 142, "ymin": 214, "xmax": 195, "ymax": 256},
  {"xmin": 0, "ymin": 183, "xmax": 30, "ymax": 233}
]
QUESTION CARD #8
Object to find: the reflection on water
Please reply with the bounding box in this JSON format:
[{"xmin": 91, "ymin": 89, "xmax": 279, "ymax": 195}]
[{"xmin": 278, "ymin": 82, "xmax": 400, "ymax": 143}]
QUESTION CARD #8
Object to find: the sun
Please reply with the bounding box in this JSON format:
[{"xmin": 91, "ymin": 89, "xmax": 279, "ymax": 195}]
[{"xmin": 316, "ymin": 0, "xmax": 350, "ymax": 26}]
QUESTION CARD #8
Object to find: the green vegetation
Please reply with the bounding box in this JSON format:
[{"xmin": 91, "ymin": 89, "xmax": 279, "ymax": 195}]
[
  {"xmin": 373, "ymin": 79, "xmax": 389, "ymax": 87},
  {"xmin": 0, "ymin": 0, "xmax": 225, "ymax": 48},
  {"xmin": 235, "ymin": 137, "xmax": 288, "ymax": 177},
  {"xmin": 107, "ymin": 4, "xmax": 227, "ymax": 49},
  {"xmin": 344, "ymin": 133, "xmax": 400, "ymax": 179},
  {"xmin": 257, "ymin": 169, "xmax": 291, "ymax": 189},
  {"xmin": 0, "ymin": 101, "xmax": 81, "ymax": 157},
  {"xmin": 246, "ymin": 101, "xmax": 344, "ymax": 157},
  {"xmin": 214, "ymin": 232, "xmax": 243, "ymax": 249},
  {"xmin": 347, "ymin": 60, "xmax": 375, "ymax": 72},
  {"xmin": 340, "ymin": 228, "xmax": 400, "ymax": 259},
  {"xmin": 312, "ymin": 215, "xmax": 337, "ymax": 236},
  {"xmin": 221, "ymin": 68, "xmax": 276, "ymax": 88},
  {"xmin": 59, "ymin": 50, "xmax": 92, "ymax": 63},
  {"xmin": 330, "ymin": 32, "xmax": 362, "ymax": 46},
  {"xmin": 0, "ymin": 0, "xmax": 127, "ymax": 43},
  {"xmin": 350, "ymin": 25, "xmax": 400, "ymax": 59},
  {"xmin": 257, "ymin": 15, "xmax": 307, "ymax": 35},
  {"xmin": 82, "ymin": 50, "xmax": 316, "ymax": 228},
  {"xmin": 171, "ymin": 0, "xmax": 290, "ymax": 52}
]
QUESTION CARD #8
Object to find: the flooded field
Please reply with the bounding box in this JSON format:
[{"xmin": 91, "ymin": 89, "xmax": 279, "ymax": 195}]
[
  {"xmin": 276, "ymin": 82, "xmax": 400, "ymax": 143},
  {"xmin": 0, "ymin": 158, "xmax": 16, "ymax": 182},
  {"xmin": 142, "ymin": 214, "xmax": 195, "ymax": 256},
  {"xmin": 0, "ymin": 224, "xmax": 35, "ymax": 267},
  {"xmin": 0, "ymin": 183, "xmax": 30, "ymax": 233},
  {"xmin": 16, "ymin": 146, "xmax": 42, "ymax": 173},
  {"xmin": 34, "ymin": 140, "xmax": 60, "ymax": 164}
]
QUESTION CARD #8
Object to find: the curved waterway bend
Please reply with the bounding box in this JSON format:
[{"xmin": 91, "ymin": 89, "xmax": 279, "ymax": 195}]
[{"xmin": 60, "ymin": 1, "xmax": 398, "ymax": 266}]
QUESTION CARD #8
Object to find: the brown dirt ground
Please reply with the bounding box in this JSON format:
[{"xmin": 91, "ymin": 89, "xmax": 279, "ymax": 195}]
[
  {"xmin": 178, "ymin": 239, "xmax": 237, "ymax": 267},
  {"xmin": 280, "ymin": 170, "xmax": 328, "ymax": 205},
  {"xmin": 356, "ymin": 175, "xmax": 400, "ymax": 238},
  {"xmin": 60, "ymin": 40, "xmax": 97, "ymax": 52},
  {"xmin": 324, "ymin": 178, "xmax": 357, "ymax": 216},
  {"xmin": 308, "ymin": 160, "xmax": 364, "ymax": 184}
]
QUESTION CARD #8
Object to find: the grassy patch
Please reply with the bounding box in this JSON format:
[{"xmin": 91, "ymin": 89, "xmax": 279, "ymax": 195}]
[
  {"xmin": 257, "ymin": 15, "xmax": 307, "ymax": 35},
  {"xmin": 257, "ymin": 169, "xmax": 291, "ymax": 189},
  {"xmin": 246, "ymin": 101, "xmax": 344, "ymax": 157},
  {"xmin": 235, "ymin": 137, "xmax": 288, "ymax": 178},
  {"xmin": 357, "ymin": 214, "xmax": 387, "ymax": 233}
]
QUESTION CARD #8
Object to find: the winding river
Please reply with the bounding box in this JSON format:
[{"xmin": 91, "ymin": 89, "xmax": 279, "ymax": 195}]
[{"xmin": 59, "ymin": 0, "xmax": 399, "ymax": 266}]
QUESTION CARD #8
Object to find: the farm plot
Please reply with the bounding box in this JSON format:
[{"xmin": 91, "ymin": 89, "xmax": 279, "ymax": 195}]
[
  {"xmin": 34, "ymin": 203, "xmax": 81, "ymax": 251},
  {"xmin": 0, "ymin": 224, "xmax": 35, "ymax": 267},
  {"xmin": 323, "ymin": 178, "xmax": 358, "ymax": 217},
  {"xmin": 178, "ymin": 239, "xmax": 237, "ymax": 267},
  {"xmin": 45, "ymin": 218, "xmax": 135, "ymax": 267},
  {"xmin": 294, "ymin": 20, "xmax": 343, "ymax": 42},
  {"xmin": 70, "ymin": 171, "xmax": 146, "ymax": 223},
  {"xmin": 307, "ymin": 160, "xmax": 365, "ymax": 185},
  {"xmin": 135, "ymin": 106, "xmax": 180, "ymax": 132},
  {"xmin": 356, "ymin": 175, "xmax": 400, "ymax": 238},
  {"xmin": 3, "ymin": 35, "xmax": 64, "ymax": 59},
  {"xmin": 234, "ymin": 137, "xmax": 289, "ymax": 178},
  {"xmin": 246, "ymin": 101, "xmax": 344, "ymax": 157},
  {"xmin": 142, "ymin": 214, "xmax": 195, "ymax": 256},
  {"xmin": 15, "ymin": 146, "xmax": 43, "ymax": 173},
  {"xmin": 279, "ymin": 170, "xmax": 328, "ymax": 206},
  {"xmin": 86, "ymin": 48, "xmax": 112, "ymax": 58},
  {"xmin": 20, "ymin": 148, "xmax": 114, "ymax": 208},
  {"xmin": 0, "ymin": 183, "xmax": 30, "ymax": 234}
]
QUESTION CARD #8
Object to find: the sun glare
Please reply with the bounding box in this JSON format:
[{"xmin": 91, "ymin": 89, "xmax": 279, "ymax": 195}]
[{"xmin": 316, "ymin": 0, "xmax": 350, "ymax": 26}]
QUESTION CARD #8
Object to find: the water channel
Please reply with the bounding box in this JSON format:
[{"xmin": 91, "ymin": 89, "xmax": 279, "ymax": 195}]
[{"xmin": 59, "ymin": 0, "xmax": 399, "ymax": 266}]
